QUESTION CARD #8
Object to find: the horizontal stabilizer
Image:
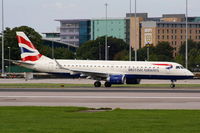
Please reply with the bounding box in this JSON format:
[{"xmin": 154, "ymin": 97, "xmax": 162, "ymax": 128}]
[{"xmin": 5, "ymin": 59, "xmax": 35, "ymax": 65}]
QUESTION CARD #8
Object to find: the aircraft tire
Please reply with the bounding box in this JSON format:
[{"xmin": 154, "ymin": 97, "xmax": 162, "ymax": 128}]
[
  {"xmin": 170, "ymin": 84, "xmax": 175, "ymax": 88},
  {"xmin": 94, "ymin": 81, "xmax": 101, "ymax": 87},
  {"xmin": 104, "ymin": 81, "xmax": 112, "ymax": 87}
]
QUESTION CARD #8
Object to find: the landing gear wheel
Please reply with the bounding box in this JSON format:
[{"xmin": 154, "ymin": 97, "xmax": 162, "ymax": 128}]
[
  {"xmin": 170, "ymin": 80, "xmax": 176, "ymax": 88},
  {"xmin": 170, "ymin": 84, "xmax": 175, "ymax": 88},
  {"xmin": 104, "ymin": 81, "xmax": 112, "ymax": 87},
  {"xmin": 94, "ymin": 81, "xmax": 101, "ymax": 87}
]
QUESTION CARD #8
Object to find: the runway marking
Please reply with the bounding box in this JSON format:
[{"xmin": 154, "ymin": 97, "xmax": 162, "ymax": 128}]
[{"xmin": 0, "ymin": 96, "xmax": 200, "ymax": 99}]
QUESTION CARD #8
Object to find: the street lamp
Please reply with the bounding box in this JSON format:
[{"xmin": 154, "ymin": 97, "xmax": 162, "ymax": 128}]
[
  {"xmin": 99, "ymin": 42, "xmax": 101, "ymax": 60},
  {"xmin": 108, "ymin": 45, "xmax": 110, "ymax": 60},
  {"xmin": 129, "ymin": 0, "xmax": 132, "ymax": 61},
  {"xmin": 185, "ymin": 0, "xmax": 188, "ymax": 69},
  {"xmin": 1, "ymin": 0, "xmax": 5, "ymax": 76},
  {"xmin": 134, "ymin": 0, "xmax": 137, "ymax": 61},
  {"xmin": 52, "ymin": 40, "xmax": 54, "ymax": 59},
  {"xmin": 146, "ymin": 43, "xmax": 150, "ymax": 61},
  {"xmin": 105, "ymin": 3, "xmax": 108, "ymax": 61},
  {"xmin": 8, "ymin": 47, "xmax": 10, "ymax": 73}
]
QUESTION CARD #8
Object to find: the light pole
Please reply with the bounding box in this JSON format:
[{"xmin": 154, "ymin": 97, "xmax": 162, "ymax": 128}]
[
  {"xmin": 108, "ymin": 45, "xmax": 110, "ymax": 60},
  {"xmin": 52, "ymin": 40, "xmax": 54, "ymax": 59},
  {"xmin": 134, "ymin": 0, "xmax": 137, "ymax": 61},
  {"xmin": 146, "ymin": 43, "xmax": 150, "ymax": 61},
  {"xmin": 1, "ymin": 0, "xmax": 5, "ymax": 76},
  {"xmin": 185, "ymin": 0, "xmax": 188, "ymax": 69},
  {"xmin": 8, "ymin": 47, "xmax": 10, "ymax": 73},
  {"xmin": 105, "ymin": 3, "xmax": 108, "ymax": 61},
  {"xmin": 129, "ymin": 0, "xmax": 132, "ymax": 61},
  {"xmin": 99, "ymin": 42, "xmax": 101, "ymax": 60}
]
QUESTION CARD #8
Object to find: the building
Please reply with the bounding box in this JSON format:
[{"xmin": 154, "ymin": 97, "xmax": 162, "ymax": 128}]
[
  {"xmin": 55, "ymin": 13, "xmax": 200, "ymax": 56},
  {"xmin": 55, "ymin": 19, "xmax": 91, "ymax": 47},
  {"xmin": 91, "ymin": 18, "xmax": 127, "ymax": 42},
  {"xmin": 42, "ymin": 32, "xmax": 78, "ymax": 52},
  {"xmin": 42, "ymin": 32, "xmax": 60, "ymax": 41},
  {"xmin": 124, "ymin": 13, "xmax": 200, "ymax": 56},
  {"xmin": 140, "ymin": 15, "xmax": 200, "ymax": 56}
]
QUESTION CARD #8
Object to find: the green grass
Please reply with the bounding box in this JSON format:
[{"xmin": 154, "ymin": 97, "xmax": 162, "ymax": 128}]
[
  {"xmin": 0, "ymin": 83, "xmax": 200, "ymax": 88},
  {"xmin": 0, "ymin": 83, "xmax": 92, "ymax": 88},
  {"xmin": 0, "ymin": 107, "xmax": 200, "ymax": 133}
]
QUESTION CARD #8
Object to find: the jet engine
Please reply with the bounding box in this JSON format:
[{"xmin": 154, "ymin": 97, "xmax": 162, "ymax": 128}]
[{"xmin": 107, "ymin": 75, "xmax": 125, "ymax": 84}]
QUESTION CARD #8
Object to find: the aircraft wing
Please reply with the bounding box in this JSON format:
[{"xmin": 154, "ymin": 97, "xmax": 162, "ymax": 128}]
[{"xmin": 54, "ymin": 59, "xmax": 120, "ymax": 79}]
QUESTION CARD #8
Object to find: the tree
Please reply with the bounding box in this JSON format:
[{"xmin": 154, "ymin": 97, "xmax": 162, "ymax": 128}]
[
  {"xmin": 76, "ymin": 36, "xmax": 128, "ymax": 60},
  {"xmin": 154, "ymin": 41, "xmax": 174, "ymax": 61},
  {"xmin": 136, "ymin": 42, "xmax": 173, "ymax": 61},
  {"xmin": 137, "ymin": 45, "xmax": 156, "ymax": 61},
  {"xmin": 54, "ymin": 47, "xmax": 75, "ymax": 59},
  {"xmin": 0, "ymin": 26, "xmax": 43, "ymax": 67},
  {"xmin": 176, "ymin": 40, "xmax": 200, "ymax": 70},
  {"xmin": 0, "ymin": 26, "xmax": 75, "ymax": 68}
]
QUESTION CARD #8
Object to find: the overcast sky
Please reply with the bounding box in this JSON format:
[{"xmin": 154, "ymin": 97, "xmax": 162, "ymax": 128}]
[{"xmin": 1, "ymin": 0, "xmax": 199, "ymax": 33}]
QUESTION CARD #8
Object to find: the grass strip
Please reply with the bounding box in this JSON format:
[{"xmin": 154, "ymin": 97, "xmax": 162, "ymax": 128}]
[
  {"xmin": 0, "ymin": 106, "xmax": 200, "ymax": 133},
  {"xmin": 0, "ymin": 83, "xmax": 200, "ymax": 88}
]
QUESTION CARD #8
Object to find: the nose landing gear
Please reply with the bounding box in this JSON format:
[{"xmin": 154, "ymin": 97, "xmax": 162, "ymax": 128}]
[{"xmin": 170, "ymin": 80, "xmax": 176, "ymax": 88}]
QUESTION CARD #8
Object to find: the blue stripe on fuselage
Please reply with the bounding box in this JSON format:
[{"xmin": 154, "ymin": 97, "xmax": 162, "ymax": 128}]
[
  {"xmin": 48, "ymin": 72, "xmax": 193, "ymax": 80},
  {"xmin": 125, "ymin": 74, "xmax": 193, "ymax": 80}
]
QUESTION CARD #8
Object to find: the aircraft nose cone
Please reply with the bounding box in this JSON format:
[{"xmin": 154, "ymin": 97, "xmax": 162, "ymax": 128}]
[{"xmin": 186, "ymin": 70, "xmax": 194, "ymax": 78}]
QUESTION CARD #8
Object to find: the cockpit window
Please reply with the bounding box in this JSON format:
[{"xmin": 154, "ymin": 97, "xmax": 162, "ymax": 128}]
[{"xmin": 176, "ymin": 66, "xmax": 184, "ymax": 69}]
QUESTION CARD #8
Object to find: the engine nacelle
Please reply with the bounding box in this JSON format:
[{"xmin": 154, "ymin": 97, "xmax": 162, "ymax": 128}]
[
  {"xmin": 107, "ymin": 75, "xmax": 125, "ymax": 84},
  {"xmin": 126, "ymin": 78, "xmax": 141, "ymax": 84}
]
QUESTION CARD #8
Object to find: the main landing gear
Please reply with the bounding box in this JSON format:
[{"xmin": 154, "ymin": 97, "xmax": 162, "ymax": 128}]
[
  {"xmin": 170, "ymin": 80, "xmax": 176, "ymax": 88},
  {"xmin": 94, "ymin": 81, "xmax": 101, "ymax": 87},
  {"xmin": 104, "ymin": 81, "xmax": 112, "ymax": 87},
  {"xmin": 94, "ymin": 81, "xmax": 112, "ymax": 87}
]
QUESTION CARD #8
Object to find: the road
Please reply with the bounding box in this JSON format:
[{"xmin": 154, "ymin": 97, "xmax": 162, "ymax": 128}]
[{"xmin": 1, "ymin": 88, "xmax": 200, "ymax": 109}]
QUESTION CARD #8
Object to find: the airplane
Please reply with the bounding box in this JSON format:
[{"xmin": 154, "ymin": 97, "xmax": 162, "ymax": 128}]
[{"xmin": 10, "ymin": 31, "xmax": 194, "ymax": 88}]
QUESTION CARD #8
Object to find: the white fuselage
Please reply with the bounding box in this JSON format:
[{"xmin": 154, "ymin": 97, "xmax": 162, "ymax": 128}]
[{"xmin": 20, "ymin": 56, "xmax": 194, "ymax": 80}]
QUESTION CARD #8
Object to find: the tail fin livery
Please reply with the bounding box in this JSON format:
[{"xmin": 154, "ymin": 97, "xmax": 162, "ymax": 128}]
[{"xmin": 16, "ymin": 32, "xmax": 42, "ymax": 61}]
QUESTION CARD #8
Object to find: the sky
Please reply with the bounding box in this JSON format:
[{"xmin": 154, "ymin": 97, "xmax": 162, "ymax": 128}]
[{"xmin": 0, "ymin": 0, "xmax": 200, "ymax": 33}]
